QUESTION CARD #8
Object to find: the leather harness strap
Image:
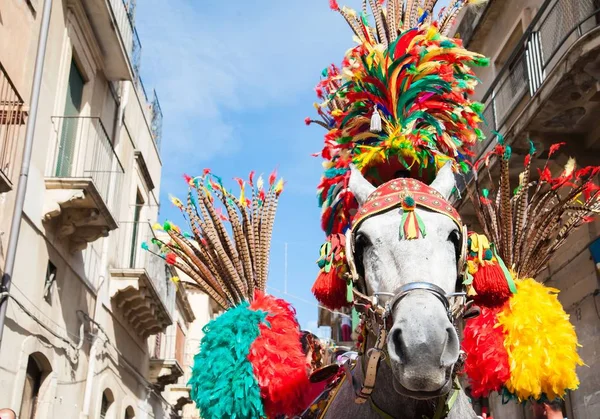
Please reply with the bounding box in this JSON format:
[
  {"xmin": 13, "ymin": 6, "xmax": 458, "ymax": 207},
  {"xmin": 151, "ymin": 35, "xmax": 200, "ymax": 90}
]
[{"xmin": 355, "ymin": 327, "xmax": 387, "ymax": 403}]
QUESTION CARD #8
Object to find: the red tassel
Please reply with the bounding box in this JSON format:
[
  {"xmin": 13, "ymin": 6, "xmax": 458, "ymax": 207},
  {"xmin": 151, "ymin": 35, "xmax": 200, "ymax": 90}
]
[
  {"xmin": 312, "ymin": 267, "xmax": 350, "ymax": 310},
  {"xmin": 462, "ymin": 306, "xmax": 511, "ymax": 398},
  {"xmin": 329, "ymin": 0, "xmax": 339, "ymax": 10},
  {"xmin": 472, "ymin": 262, "xmax": 512, "ymax": 307}
]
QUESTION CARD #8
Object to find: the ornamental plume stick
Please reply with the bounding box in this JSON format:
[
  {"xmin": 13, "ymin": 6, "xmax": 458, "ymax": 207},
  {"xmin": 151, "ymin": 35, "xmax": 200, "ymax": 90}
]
[
  {"xmin": 470, "ymin": 141, "xmax": 600, "ymax": 279},
  {"xmin": 146, "ymin": 171, "xmax": 284, "ymax": 307}
]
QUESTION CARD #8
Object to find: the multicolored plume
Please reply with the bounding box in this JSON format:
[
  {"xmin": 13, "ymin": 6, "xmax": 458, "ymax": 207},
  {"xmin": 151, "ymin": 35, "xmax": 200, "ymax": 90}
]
[
  {"xmin": 308, "ymin": 0, "xmax": 488, "ymax": 308},
  {"xmin": 309, "ymin": 0, "xmax": 489, "ymax": 238},
  {"xmin": 147, "ymin": 172, "xmax": 313, "ymax": 419}
]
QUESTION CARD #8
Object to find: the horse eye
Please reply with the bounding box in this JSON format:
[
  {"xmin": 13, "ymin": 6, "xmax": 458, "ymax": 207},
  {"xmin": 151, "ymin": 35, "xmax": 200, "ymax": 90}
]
[
  {"xmin": 355, "ymin": 232, "xmax": 370, "ymax": 249},
  {"xmin": 447, "ymin": 230, "xmax": 460, "ymax": 248}
]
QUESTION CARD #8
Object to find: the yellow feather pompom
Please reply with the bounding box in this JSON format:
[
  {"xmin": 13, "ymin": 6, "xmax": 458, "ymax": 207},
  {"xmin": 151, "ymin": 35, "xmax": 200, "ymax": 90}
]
[{"xmin": 497, "ymin": 278, "xmax": 584, "ymax": 401}]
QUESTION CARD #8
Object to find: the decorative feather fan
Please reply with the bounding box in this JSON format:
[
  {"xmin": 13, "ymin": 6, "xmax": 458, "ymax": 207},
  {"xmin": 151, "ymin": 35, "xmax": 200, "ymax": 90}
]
[
  {"xmin": 146, "ymin": 171, "xmax": 313, "ymax": 419},
  {"xmin": 462, "ymin": 139, "xmax": 598, "ymax": 401},
  {"xmin": 469, "ymin": 139, "xmax": 600, "ymax": 278}
]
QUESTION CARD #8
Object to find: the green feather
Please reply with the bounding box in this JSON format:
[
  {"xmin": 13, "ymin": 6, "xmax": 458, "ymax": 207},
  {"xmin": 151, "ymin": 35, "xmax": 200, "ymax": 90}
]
[
  {"xmin": 528, "ymin": 139, "xmax": 536, "ymax": 155},
  {"xmin": 188, "ymin": 303, "xmax": 266, "ymax": 419}
]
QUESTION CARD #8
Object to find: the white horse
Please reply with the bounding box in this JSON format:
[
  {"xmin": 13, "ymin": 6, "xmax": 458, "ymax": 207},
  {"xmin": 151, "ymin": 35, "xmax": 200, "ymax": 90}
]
[{"xmin": 321, "ymin": 163, "xmax": 478, "ymax": 419}]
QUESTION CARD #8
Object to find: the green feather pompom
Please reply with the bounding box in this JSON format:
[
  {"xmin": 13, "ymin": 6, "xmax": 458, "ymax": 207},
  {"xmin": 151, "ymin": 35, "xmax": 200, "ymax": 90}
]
[{"xmin": 189, "ymin": 303, "xmax": 266, "ymax": 419}]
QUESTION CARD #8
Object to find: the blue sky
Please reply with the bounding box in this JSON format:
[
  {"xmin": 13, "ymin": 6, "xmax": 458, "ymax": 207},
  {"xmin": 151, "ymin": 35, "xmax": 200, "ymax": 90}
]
[{"xmin": 135, "ymin": 0, "xmax": 450, "ymax": 337}]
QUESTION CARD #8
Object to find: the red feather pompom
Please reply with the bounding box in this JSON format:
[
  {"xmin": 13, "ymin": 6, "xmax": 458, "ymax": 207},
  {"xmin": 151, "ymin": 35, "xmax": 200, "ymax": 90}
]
[
  {"xmin": 312, "ymin": 267, "xmax": 350, "ymax": 310},
  {"xmin": 472, "ymin": 263, "xmax": 512, "ymax": 307},
  {"xmin": 329, "ymin": 0, "xmax": 339, "ymax": 10},
  {"xmin": 248, "ymin": 291, "xmax": 312, "ymax": 418},
  {"xmin": 462, "ymin": 306, "xmax": 511, "ymax": 398}
]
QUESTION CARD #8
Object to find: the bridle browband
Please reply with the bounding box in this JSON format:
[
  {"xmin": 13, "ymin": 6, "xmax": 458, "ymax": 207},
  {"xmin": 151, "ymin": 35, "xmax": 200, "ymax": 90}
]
[{"xmin": 341, "ymin": 177, "xmax": 470, "ymax": 410}]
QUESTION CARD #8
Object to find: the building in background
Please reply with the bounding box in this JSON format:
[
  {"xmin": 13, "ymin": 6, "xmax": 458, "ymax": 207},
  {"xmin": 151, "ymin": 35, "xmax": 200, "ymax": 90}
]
[
  {"xmin": 453, "ymin": 1, "xmax": 600, "ymax": 418},
  {"xmin": 0, "ymin": 0, "xmax": 207, "ymax": 417},
  {"xmin": 317, "ymin": 306, "xmax": 354, "ymax": 351}
]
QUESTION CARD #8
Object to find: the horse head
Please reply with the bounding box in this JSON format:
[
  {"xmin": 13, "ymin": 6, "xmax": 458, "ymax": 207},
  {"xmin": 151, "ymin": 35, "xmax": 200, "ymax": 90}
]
[{"xmin": 348, "ymin": 162, "xmax": 464, "ymax": 400}]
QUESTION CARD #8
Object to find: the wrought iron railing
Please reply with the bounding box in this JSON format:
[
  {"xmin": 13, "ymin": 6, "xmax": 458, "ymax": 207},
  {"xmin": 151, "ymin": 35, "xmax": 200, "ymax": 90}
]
[
  {"xmin": 475, "ymin": 0, "xmax": 599, "ymax": 159},
  {"xmin": 106, "ymin": 0, "xmax": 140, "ymax": 76},
  {"xmin": 115, "ymin": 221, "xmax": 176, "ymax": 315},
  {"xmin": 0, "ymin": 62, "xmax": 26, "ymax": 190},
  {"xmin": 47, "ymin": 117, "xmax": 124, "ymax": 212},
  {"xmin": 133, "ymin": 74, "xmax": 163, "ymax": 151},
  {"xmin": 150, "ymin": 90, "xmax": 163, "ymax": 150}
]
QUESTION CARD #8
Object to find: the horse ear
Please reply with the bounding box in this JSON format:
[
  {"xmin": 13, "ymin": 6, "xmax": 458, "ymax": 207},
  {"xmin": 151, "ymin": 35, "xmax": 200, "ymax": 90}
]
[
  {"xmin": 429, "ymin": 161, "xmax": 456, "ymax": 200},
  {"xmin": 349, "ymin": 165, "xmax": 375, "ymax": 206}
]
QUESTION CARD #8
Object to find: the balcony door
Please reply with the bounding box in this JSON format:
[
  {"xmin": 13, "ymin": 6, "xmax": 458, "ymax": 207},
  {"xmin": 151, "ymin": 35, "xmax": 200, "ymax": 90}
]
[
  {"xmin": 129, "ymin": 192, "xmax": 144, "ymax": 268},
  {"xmin": 56, "ymin": 59, "xmax": 84, "ymax": 177}
]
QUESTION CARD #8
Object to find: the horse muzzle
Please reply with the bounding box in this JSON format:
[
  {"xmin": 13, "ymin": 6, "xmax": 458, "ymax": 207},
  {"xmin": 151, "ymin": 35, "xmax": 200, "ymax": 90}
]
[{"xmin": 386, "ymin": 291, "xmax": 460, "ymax": 396}]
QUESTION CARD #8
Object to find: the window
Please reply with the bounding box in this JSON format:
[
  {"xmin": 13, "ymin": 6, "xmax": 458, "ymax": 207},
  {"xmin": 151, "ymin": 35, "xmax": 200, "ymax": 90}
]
[
  {"xmin": 129, "ymin": 192, "xmax": 144, "ymax": 268},
  {"xmin": 175, "ymin": 324, "xmax": 185, "ymax": 366},
  {"xmin": 153, "ymin": 333, "xmax": 162, "ymax": 359},
  {"xmin": 20, "ymin": 357, "xmax": 43, "ymax": 418},
  {"xmin": 43, "ymin": 261, "xmax": 57, "ymax": 302},
  {"xmin": 100, "ymin": 389, "xmax": 114, "ymax": 419},
  {"xmin": 19, "ymin": 353, "xmax": 50, "ymax": 419},
  {"xmin": 56, "ymin": 59, "xmax": 85, "ymax": 177},
  {"xmin": 124, "ymin": 406, "xmax": 135, "ymax": 419}
]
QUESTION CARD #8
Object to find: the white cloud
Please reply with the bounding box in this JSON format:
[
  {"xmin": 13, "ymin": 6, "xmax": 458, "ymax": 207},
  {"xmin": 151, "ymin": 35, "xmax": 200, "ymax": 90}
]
[{"xmin": 136, "ymin": 0, "xmax": 355, "ymax": 162}]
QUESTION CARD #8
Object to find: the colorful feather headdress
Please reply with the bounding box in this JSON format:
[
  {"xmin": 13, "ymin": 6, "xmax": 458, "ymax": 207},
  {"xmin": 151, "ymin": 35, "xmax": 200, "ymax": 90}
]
[
  {"xmin": 308, "ymin": 0, "xmax": 489, "ymax": 237},
  {"xmin": 308, "ymin": 0, "xmax": 488, "ymax": 309},
  {"xmin": 146, "ymin": 171, "xmax": 313, "ymax": 419},
  {"xmin": 461, "ymin": 140, "xmax": 600, "ymax": 402}
]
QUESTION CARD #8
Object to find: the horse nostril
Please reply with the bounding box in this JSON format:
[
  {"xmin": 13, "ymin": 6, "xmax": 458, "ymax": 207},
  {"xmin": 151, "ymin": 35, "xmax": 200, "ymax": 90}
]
[
  {"xmin": 440, "ymin": 327, "xmax": 459, "ymax": 367},
  {"xmin": 391, "ymin": 329, "xmax": 406, "ymax": 364}
]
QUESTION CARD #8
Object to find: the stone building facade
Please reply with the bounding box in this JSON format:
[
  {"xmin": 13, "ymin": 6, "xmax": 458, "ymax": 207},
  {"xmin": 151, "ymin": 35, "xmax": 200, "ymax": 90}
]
[
  {"xmin": 453, "ymin": 1, "xmax": 600, "ymax": 418},
  {"xmin": 0, "ymin": 0, "xmax": 206, "ymax": 417}
]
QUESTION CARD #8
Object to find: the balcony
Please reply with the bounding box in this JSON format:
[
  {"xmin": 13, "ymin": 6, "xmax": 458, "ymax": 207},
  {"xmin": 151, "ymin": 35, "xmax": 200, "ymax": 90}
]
[
  {"xmin": 43, "ymin": 116, "xmax": 123, "ymax": 252},
  {"xmin": 82, "ymin": 0, "xmax": 141, "ymax": 80},
  {"xmin": 148, "ymin": 311, "xmax": 185, "ymax": 391},
  {"xmin": 455, "ymin": 0, "xmax": 600, "ymax": 203},
  {"xmin": 109, "ymin": 221, "xmax": 175, "ymax": 340},
  {"xmin": 0, "ymin": 62, "xmax": 27, "ymax": 192},
  {"xmin": 475, "ymin": 0, "xmax": 600, "ymax": 160}
]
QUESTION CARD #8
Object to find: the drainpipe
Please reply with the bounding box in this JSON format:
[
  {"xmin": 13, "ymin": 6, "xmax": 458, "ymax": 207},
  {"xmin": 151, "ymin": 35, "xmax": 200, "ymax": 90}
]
[
  {"xmin": 80, "ymin": 81, "xmax": 129, "ymax": 419},
  {"xmin": 0, "ymin": 0, "xmax": 53, "ymax": 350}
]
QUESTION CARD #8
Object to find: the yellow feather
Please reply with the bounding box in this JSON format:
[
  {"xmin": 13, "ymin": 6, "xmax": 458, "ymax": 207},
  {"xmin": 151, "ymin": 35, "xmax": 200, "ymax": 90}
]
[{"xmin": 498, "ymin": 278, "xmax": 583, "ymax": 401}]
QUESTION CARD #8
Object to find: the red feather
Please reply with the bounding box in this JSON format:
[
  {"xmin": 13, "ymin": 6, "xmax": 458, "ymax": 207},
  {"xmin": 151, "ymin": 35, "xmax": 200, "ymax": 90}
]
[
  {"xmin": 165, "ymin": 253, "xmax": 177, "ymax": 265},
  {"xmin": 233, "ymin": 177, "xmax": 244, "ymax": 188},
  {"xmin": 462, "ymin": 306, "xmax": 511, "ymax": 398},
  {"xmin": 248, "ymin": 291, "xmax": 312, "ymax": 418},
  {"xmin": 548, "ymin": 142, "xmax": 566, "ymax": 157},
  {"xmin": 329, "ymin": 0, "xmax": 339, "ymax": 10},
  {"xmin": 269, "ymin": 169, "xmax": 277, "ymax": 186},
  {"xmin": 394, "ymin": 29, "xmax": 419, "ymax": 60}
]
